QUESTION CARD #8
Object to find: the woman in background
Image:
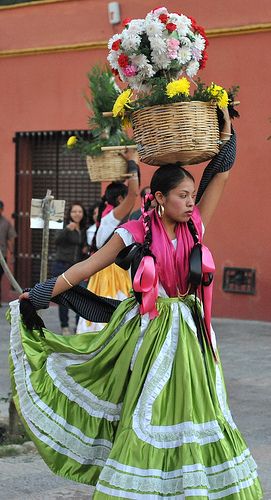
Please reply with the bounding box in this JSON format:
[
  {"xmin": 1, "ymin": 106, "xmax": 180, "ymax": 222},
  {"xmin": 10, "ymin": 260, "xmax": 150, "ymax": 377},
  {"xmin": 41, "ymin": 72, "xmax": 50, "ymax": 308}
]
[
  {"xmin": 76, "ymin": 150, "xmax": 139, "ymax": 333},
  {"xmin": 52, "ymin": 202, "xmax": 88, "ymax": 334}
]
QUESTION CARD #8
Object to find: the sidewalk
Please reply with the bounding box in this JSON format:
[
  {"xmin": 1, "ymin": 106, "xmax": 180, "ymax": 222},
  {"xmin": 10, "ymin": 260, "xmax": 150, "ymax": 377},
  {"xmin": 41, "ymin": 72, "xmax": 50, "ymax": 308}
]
[{"xmin": 0, "ymin": 303, "xmax": 270, "ymax": 498}]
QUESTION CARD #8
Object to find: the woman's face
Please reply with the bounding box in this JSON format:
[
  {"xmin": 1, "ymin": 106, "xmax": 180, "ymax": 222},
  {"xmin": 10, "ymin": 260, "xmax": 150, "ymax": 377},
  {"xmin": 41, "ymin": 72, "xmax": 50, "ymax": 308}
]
[
  {"xmin": 156, "ymin": 178, "xmax": 196, "ymax": 224},
  {"xmin": 70, "ymin": 205, "xmax": 84, "ymax": 223}
]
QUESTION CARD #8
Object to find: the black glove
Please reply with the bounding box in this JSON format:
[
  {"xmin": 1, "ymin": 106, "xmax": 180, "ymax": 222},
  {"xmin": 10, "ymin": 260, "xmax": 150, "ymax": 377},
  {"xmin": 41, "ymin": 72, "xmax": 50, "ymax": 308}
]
[{"xmin": 20, "ymin": 299, "xmax": 46, "ymax": 336}]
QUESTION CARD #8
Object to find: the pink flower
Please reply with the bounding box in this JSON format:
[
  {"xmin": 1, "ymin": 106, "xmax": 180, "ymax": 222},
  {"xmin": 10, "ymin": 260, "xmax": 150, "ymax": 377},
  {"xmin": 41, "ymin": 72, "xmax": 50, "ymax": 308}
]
[
  {"xmin": 167, "ymin": 38, "xmax": 179, "ymax": 59},
  {"xmin": 167, "ymin": 39, "xmax": 179, "ymax": 50},
  {"xmin": 122, "ymin": 64, "xmax": 138, "ymax": 77}
]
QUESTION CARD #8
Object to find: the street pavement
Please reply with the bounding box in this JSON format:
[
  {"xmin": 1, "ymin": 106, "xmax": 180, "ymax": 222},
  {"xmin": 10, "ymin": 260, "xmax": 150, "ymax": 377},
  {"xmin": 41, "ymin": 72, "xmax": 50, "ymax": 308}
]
[{"xmin": 0, "ymin": 303, "xmax": 270, "ymax": 499}]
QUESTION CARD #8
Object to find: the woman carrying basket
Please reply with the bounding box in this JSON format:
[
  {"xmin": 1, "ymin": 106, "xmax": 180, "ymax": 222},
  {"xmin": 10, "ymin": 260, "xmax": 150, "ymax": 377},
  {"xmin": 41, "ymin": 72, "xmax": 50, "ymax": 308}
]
[
  {"xmin": 13, "ymin": 107, "xmax": 262, "ymax": 499},
  {"xmin": 76, "ymin": 150, "xmax": 139, "ymax": 333}
]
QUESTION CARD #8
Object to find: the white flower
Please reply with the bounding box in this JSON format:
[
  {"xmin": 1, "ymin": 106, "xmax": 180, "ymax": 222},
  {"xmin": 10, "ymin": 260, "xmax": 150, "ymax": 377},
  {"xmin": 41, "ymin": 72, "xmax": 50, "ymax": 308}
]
[
  {"xmin": 193, "ymin": 34, "xmax": 206, "ymax": 51},
  {"xmin": 179, "ymin": 36, "xmax": 192, "ymax": 48},
  {"xmin": 130, "ymin": 54, "xmax": 149, "ymax": 69},
  {"xmin": 186, "ymin": 60, "xmax": 200, "ymax": 78},
  {"xmin": 152, "ymin": 51, "xmax": 170, "ymax": 69},
  {"xmin": 137, "ymin": 63, "xmax": 155, "ymax": 79},
  {"xmin": 148, "ymin": 7, "xmax": 169, "ymax": 18},
  {"xmin": 145, "ymin": 18, "xmax": 164, "ymax": 38},
  {"xmin": 125, "ymin": 19, "xmax": 145, "ymax": 37},
  {"xmin": 121, "ymin": 33, "xmax": 141, "ymax": 52},
  {"xmin": 121, "ymin": 19, "xmax": 144, "ymax": 52},
  {"xmin": 107, "ymin": 50, "xmax": 120, "ymax": 69},
  {"xmin": 171, "ymin": 14, "xmax": 191, "ymax": 36},
  {"xmin": 149, "ymin": 36, "xmax": 167, "ymax": 54},
  {"xmin": 178, "ymin": 46, "xmax": 192, "ymax": 64}
]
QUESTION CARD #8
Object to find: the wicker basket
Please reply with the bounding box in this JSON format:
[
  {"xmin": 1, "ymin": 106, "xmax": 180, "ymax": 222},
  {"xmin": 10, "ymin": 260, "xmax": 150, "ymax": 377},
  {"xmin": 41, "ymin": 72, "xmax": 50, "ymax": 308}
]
[
  {"xmin": 131, "ymin": 101, "xmax": 220, "ymax": 166},
  {"xmin": 86, "ymin": 150, "xmax": 127, "ymax": 182}
]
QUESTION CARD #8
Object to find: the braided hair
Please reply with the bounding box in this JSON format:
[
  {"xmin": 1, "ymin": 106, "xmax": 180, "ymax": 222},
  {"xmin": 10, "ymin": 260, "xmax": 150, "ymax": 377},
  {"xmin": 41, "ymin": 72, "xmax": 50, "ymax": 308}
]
[{"xmin": 90, "ymin": 182, "xmax": 128, "ymax": 254}]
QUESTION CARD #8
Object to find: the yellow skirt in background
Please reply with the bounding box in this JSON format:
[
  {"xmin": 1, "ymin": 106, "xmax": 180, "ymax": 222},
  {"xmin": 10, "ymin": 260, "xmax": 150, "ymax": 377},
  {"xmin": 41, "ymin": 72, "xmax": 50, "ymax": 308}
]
[{"xmin": 76, "ymin": 263, "xmax": 131, "ymax": 333}]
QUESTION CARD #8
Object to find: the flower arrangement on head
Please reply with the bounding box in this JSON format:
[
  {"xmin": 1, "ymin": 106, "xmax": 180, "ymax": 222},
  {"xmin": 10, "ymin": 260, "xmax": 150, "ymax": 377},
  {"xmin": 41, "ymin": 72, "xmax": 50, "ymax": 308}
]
[
  {"xmin": 66, "ymin": 65, "xmax": 134, "ymax": 156},
  {"xmin": 108, "ymin": 7, "xmax": 208, "ymax": 90},
  {"xmin": 107, "ymin": 7, "xmax": 239, "ymax": 123}
]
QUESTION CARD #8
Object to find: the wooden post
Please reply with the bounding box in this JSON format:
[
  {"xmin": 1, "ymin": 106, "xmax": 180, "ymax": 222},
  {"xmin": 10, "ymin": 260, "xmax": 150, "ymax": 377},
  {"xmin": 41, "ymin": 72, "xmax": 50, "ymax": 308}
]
[
  {"xmin": 0, "ymin": 249, "xmax": 22, "ymax": 294},
  {"xmin": 39, "ymin": 190, "xmax": 54, "ymax": 283}
]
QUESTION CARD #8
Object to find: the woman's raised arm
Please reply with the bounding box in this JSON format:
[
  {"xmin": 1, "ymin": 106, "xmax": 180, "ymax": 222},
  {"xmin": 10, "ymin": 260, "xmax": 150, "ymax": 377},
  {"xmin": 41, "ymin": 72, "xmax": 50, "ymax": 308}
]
[{"xmin": 197, "ymin": 107, "xmax": 234, "ymax": 228}]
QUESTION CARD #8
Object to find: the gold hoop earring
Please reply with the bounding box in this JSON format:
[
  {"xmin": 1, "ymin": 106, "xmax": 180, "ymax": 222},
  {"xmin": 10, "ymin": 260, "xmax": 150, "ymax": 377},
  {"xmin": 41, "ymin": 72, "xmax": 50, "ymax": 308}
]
[{"xmin": 157, "ymin": 204, "xmax": 164, "ymax": 218}]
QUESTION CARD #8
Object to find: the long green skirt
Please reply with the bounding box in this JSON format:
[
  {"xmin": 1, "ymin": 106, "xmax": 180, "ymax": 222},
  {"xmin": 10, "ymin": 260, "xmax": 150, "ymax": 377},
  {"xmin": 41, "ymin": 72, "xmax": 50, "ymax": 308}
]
[{"xmin": 9, "ymin": 297, "xmax": 262, "ymax": 499}]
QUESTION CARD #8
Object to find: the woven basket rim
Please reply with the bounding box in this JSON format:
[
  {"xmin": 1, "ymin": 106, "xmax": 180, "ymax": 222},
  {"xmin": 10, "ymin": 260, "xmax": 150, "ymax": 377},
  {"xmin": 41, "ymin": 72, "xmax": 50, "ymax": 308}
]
[{"xmin": 132, "ymin": 100, "xmax": 217, "ymax": 115}]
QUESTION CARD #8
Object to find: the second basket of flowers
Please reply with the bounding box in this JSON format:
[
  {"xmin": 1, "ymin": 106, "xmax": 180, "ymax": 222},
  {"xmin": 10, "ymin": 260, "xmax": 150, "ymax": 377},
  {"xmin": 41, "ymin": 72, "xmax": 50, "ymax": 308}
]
[
  {"xmin": 66, "ymin": 66, "xmax": 135, "ymax": 181},
  {"xmin": 108, "ymin": 6, "xmax": 239, "ymax": 166}
]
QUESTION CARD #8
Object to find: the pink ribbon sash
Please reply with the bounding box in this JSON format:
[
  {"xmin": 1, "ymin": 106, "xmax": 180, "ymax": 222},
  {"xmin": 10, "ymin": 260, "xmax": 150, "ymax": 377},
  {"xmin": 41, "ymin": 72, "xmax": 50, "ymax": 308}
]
[{"xmin": 201, "ymin": 244, "xmax": 215, "ymax": 345}]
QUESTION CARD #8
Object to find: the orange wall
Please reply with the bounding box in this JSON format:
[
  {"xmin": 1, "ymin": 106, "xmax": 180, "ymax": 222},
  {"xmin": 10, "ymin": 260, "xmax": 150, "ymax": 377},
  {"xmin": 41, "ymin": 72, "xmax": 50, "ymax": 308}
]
[{"xmin": 0, "ymin": 0, "xmax": 271, "ymax": 320}]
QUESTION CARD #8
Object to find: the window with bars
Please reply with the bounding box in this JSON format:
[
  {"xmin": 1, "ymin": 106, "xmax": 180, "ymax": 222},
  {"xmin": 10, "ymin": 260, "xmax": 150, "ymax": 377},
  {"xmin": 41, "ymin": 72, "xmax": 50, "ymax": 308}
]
[{"xmin": 14, "ymin": 130, "xmax": 101, "ymax": 288}]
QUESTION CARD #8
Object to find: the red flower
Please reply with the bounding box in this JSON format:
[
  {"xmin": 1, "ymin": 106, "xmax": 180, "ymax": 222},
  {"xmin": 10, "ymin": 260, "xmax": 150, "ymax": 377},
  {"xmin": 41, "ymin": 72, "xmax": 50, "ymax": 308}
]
[
  {"xmin": 199, "ymin": 51, "xmax": 208, "ymax": 69},
  {"xmin": 152, "ymin": 6, "xmax": 163, "ymax": 13},
  {"xmin": 159, "ymin": 13, "xmax": 168, "ymax": 24},
  {"xmin": 118, "ymin": 54, "xmax": 129, "ymax": 68},
  {"xmin": 111, "ymin": 68, "xmax": 119, "ymax": 76},
  {"xmin": 122, "ymin": 17, "xmax": 132, "ymax": 27},
  {"xmin": 188, "ymin": 16, "xmax": 197, "ymax": 30},
  {"xmin": 112, "ymin": 39, "xmax": 121, "ymax": 51},
  {"xmin": 166, "ymin": 22, "xmax": 177, "ymax": 32}
]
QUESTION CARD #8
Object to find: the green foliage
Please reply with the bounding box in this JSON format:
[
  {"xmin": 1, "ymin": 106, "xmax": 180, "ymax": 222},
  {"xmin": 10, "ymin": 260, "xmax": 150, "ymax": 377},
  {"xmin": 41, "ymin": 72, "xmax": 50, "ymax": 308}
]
[{"xmin": 67, "ymin": 65, "xmax": 133, "ymax": 156}]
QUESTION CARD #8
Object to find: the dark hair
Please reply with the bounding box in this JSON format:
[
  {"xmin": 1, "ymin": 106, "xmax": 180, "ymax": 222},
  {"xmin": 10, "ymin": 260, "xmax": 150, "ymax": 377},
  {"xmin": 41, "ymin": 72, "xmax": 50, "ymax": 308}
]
[
  {"xmin": 90, "ymin": 182, "xmax": 128, "ymax": 254},
  {"xmin": 140, "ymin": 186, "xmax": 150, "ymax": 199},
  {"xmin": 104, "ymin": 182, "xmax": 128, "ymax": 207},
  {"xmin": 66, "ymin": 202, "xmax": 87, "ymax": 230},
  {"xmin": 142, "ymin": 164, "xmax": 195, "ymax": 253},
  {"xmin": 88, "ymin": 201, "xmax": 100, "ymax": 226},
  {"xmin": 150, "ymin": 164, "xmax": 194, "ymax": 198}
]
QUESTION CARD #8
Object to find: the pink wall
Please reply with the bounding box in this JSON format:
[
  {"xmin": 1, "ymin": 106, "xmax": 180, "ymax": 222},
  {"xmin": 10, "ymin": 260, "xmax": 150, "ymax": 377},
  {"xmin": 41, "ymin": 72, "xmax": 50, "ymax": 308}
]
[{"xmin": 0, "ymin": 0, "xmax": 271, "ymax": 319}]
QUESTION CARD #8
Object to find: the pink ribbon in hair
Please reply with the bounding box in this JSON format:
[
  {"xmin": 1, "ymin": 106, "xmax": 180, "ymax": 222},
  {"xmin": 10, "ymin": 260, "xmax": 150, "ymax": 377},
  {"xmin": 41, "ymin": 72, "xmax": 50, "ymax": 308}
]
[
  {"xmin": 102, "ymin": 203, "xmax": 114, "ymax": 218},
  {"xmin": 201, "ymin": 244, "xmax": 215, "ymax": 345},
  {"xmin": 133, "ymin": 255, "xmax": 159, "ymax": 319}
]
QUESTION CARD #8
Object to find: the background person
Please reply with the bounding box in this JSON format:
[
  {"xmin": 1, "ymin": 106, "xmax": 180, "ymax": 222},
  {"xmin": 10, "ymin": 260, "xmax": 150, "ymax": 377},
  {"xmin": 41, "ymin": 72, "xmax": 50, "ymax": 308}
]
[
  {"xmin": 86, "ymin": 202, "xmax": 99, "ymax": 249},
  {"xmin": 76, "ymin": 149, "xmax": 140, "ymax": 333},
  {"xmin": 52, "ymin": 201, "xmax": 88, "ymax": 334},
  {"xmin": 0, "ymin": 200, "xmax": 17, "ymax": 306}
]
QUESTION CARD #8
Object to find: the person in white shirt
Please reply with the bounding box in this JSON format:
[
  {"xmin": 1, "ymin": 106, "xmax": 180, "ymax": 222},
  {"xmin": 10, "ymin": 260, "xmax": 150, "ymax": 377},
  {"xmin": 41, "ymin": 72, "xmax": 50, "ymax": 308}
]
[{"xmin": 76, "ymin": 149, "xmax": 140, "ymax": 332}]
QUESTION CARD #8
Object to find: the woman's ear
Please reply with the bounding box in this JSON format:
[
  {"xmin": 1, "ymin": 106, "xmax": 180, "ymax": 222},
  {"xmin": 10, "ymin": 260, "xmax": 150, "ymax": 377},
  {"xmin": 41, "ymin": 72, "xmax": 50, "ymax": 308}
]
[{"xmin": 154, "ymin": 191, "xmax": 164, "ymax": 206}]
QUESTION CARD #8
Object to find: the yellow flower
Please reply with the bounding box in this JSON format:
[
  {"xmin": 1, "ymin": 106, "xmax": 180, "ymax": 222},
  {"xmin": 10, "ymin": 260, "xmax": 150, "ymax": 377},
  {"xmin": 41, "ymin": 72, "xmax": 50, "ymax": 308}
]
[
  {"xmin": 67, "ymin": 136, "xmax": 78, "ymax": 148},
  {"xmin": 112, "ymin": 89, "xmax": 134, "ymax": 118},
  {"xmin": 166, "ymin": 78, "xmax": 190, "ymax": 98},
  {"xmin": 207, "ymin": 83, "xmax": 229, "ymax": 109}
]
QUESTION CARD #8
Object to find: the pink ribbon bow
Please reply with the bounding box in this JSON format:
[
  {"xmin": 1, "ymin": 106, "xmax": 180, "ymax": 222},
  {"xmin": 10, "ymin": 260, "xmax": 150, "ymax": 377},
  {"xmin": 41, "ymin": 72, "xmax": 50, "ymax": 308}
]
[{"xmin": 133, "ymin": 255, "xmax": 159, "ymax": 319}]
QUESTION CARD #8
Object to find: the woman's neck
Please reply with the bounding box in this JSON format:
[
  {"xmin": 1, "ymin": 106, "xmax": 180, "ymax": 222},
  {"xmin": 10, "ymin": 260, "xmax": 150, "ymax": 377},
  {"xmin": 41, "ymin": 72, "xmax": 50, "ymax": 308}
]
[{"xmin": 161, "ymin": 217, "xmax": 177, "ymax": 240}]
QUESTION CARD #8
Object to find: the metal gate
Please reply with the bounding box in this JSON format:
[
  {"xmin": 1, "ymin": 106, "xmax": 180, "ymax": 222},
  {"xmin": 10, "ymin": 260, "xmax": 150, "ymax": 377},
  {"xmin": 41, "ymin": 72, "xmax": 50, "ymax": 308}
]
[{"xmin": 14, "ymin": 130, "xmax": 101, "ymax": 288}]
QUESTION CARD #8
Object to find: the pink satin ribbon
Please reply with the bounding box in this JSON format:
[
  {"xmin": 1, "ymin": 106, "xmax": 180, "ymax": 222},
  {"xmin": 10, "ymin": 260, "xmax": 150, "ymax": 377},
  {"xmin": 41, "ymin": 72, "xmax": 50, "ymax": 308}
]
[
  {"xmin": 201, "ymin": 244, "xmax": 215, "ymax": 345},
  {"xmin": 133, "ymin": 256, "xmax": 159, "ymax": 319}
]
